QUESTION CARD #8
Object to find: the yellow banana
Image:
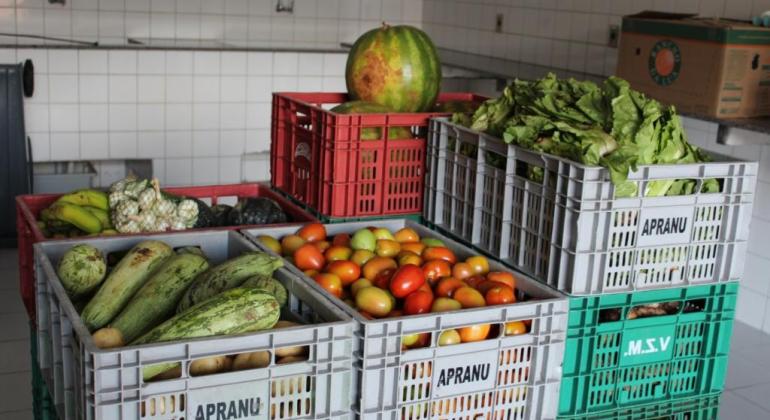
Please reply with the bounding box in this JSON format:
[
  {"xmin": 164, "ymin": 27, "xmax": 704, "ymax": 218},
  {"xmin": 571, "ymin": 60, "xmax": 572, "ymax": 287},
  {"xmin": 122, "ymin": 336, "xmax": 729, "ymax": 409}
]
[
  {"xmin": 57, "ymin": 189, "xmax": 109, "ymax": 211},
  {"xmin": 48, "ymin": 202, "xmax": 102, "ymax": 234},
  {"xmin": 83, "ymin": 206, "xmax": 112, "ymax": 230}
]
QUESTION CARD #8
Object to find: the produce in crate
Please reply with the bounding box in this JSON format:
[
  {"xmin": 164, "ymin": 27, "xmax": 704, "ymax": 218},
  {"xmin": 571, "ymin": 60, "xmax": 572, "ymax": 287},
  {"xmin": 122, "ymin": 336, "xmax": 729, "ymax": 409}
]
[
  {"xmin": 227, "ymin": 197, "xmax": 289, "ymax": 226},
  {"xmin": 346, "ymin": 23, "xmax": 441, "ymax": 112},
  {"xmin": 260, "ymin": 223, "xmax": 531, "ymax": 348},
  {"xmin": 109, "ymin": 176, "xmax": 200, "ymax": 233},
  {"xmin": 56, "ymin": 244, "xmax": 107, "ymax": 299},
  {"xmin": 461, "ymin": 73, "xmax": 718, "ymax": 197},
  {"xmin": 330, "ymin": 101, "xmax": 413, "ymax": 140},
  {"xmin": 38, "ymin": 189, "xmax": 113, "ymax": 238}
]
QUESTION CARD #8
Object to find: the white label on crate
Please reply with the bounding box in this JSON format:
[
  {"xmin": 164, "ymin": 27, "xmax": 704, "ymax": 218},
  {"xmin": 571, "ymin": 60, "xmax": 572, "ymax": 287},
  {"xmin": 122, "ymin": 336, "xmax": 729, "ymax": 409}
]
[
  {"xmin": 188, "ymin": 380, "xmax": 269, "ymax": 420},
  {"xmin": 431, "ymin": 349, "xmax": 499, "ymax": 398},
  {"xmin": 294, "ymin": 142, "xmax": 311, "ymax": 161},
  {"xmin": 636, "ymin": 206, "xmax": 693, "ymax": 247}
]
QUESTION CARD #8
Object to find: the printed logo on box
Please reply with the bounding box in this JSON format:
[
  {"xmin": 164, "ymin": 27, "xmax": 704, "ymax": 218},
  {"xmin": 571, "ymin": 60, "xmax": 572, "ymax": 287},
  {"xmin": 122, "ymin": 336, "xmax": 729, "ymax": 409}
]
[
  {"xmin": 636, "ymin": 206, "xmax": 693, "ymax": 247},
  {"xmin": 189, "ymin": 380, "xmax": 269, "ymax": 420},
  {"xmin": 619, "ymin": 324, "xmax": 677, "ymax": 367},
  {"xmin": 649, "ymin": 39, "xmax": 682, "ymax": 86},
  {"xmin": 431, "ymin": 349, "xmax": 499, "ymax": 398},
  {"xmin": 294, "ymin": 142, "xmax": 311, "ymax": 161}
]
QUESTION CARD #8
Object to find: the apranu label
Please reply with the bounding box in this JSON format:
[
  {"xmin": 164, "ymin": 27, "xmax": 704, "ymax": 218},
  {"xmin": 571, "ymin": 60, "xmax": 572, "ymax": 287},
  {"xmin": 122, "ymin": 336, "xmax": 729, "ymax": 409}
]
[
  {"xmin": 195, "ymin": 398, "xmax": 262, "ymax": 420},
  {"xmin": 640, "ymin": 217, "xmax": 687, "ymax": 236},
  {"xmin": 189, "ymin": 380, "xmax": 269, "ymax": 420},
  {"xmin": 635, "ymin": 207, "xmax": 693, "ymax": 247},
  {"xmin": 431, "ymin": 349, "xmax": 499, "ymax": 398}
]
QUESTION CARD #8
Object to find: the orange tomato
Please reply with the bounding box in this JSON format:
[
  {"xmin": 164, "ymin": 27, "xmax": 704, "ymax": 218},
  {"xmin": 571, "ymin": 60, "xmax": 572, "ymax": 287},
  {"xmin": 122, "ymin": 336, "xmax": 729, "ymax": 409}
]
[
  {"xmin": 303, "ymin": 269, "xmax": 319, "ymax": 277},
  {"xmin": 394, "ymin": 227, "xmax": 420, "ymax": 243},
  {"xmin": 465, "ymin": 256, "xmax": 490, "ymax": 275},
  {"xmin": 313, "ymin": 273, "xmax": 342, "ymax": 298},
  {"xmin": 487, "ymin": 271, "xmax": 516, "ymax": 289},
  {"xmin": 325, "ymin": 245, "xmax": 352, "ymax": 262},
  {"xmin": 422, "ymin": 247, "xmax": 456, "ymax": 264},
  {"xmin": 485, "ymin": 284, "xmax": 516, "ymax": 305},
  {"xmin": 504, "ymin": 321, "xmax": 527, "ymax": 336},
  {"xmin": 280, "ymin": 234, "xmax": 306, "ymax": 256},
  {"xmin": 453, "ymin": 286, "xmax": 486, "ymax": 308},
  {"xmin": 458, "ymin": 324, "xmax": 491, "ymax": 343},
  {"xmin": 326, "ymin": 260, "xmax": 361, "ymax": 286},
  {"xmin": 423, "ymin": 260, "xmax": 452, "ymax": 285},
  {"xmin": 464, "ymin": 274, "xmax": 487, "ymax": 289},
  {"xmin": 355, "ymin": 286, "xmax": 393, "ymax": 317},
  {"xmin": 294, "ymin": 243, "xmax": 325, "ymax": 271},
  {"xmin": 362, "ymin": 256, "xmax": 398, "ymax": 280},
  {"xmin": 350, "ymin": 249, "xmax": 375, "ymax": 266},
  {"xmin": 297, "ymin": 223, "xmax": 326, "ymax": 242},
  {"xmin": 350, "ymin": 278, "xmax": 373, "ymax": 296},
  {"xmin": 332, "ymin": 233, "xmax": 350, "ymax": 246},
  {"xmin": 312, "ymin": 240, "xmax": 330, "ymax": 253},
  {"xmin": 400, "ymin": 241, "xmax": 426, "ymax": 255},
  {"xmin": 435, "ymin": 277, "xmax": 466, "ymax": 298},
  {"xmin": 475, "ymin": 280, "xmax": 502, "ymax": 296},
  {"xmin": 398, "ymin": 251, "xmax": 422, "ymax": 267},
  {"xmin": 375, "ymin": 239, "xmax": 401, "ymax": 257},
  {"xmin": 452, "ymin": 262, "xmax": 474, "ymax": 280}
]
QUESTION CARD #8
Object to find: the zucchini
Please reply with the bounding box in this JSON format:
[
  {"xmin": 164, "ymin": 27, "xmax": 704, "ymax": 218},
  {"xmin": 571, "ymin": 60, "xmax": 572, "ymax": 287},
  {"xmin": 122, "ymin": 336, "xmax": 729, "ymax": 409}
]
[
  {"xmin": 176, "ymin": 252, "xmax": 283, "ymax": 312},
  {"xmin": 135, "ymin": 287, "xmax": 280, "ymax": 380},
  {"xmin": 242, "ymin": 274, "xmax": 288, "ymax": 307},
  {"xmin": 81, "ymin": 240, "xmax": 174, "ymax": 331},
  {"xmin": 99, "ymin": 253, "xmax": 210, "ymax": 345}
]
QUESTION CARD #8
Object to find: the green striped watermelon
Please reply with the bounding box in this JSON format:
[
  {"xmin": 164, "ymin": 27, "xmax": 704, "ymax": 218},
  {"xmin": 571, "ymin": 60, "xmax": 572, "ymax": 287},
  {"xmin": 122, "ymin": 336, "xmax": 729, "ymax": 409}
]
[
  {"xmin": 346, "ymin": 24, "xmax": 442, "ymax": 113},
  {"xmin": 330, "ymin": 101, "xmax": 413, "ymax": 140}
]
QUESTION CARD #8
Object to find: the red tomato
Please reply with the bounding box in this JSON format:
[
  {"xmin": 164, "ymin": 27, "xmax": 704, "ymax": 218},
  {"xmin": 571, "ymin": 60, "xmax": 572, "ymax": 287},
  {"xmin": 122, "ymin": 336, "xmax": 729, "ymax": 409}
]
[
  {"xmin": 389, "ymin": 264, "xmax": 426, "ymax": 298},
  {"xmin": 452, "ymin": 262, "xmax": 474, "ymax": 280},
  {"xmin": 373, "ymin": 267, "xmax": 396, "ymax": 289},
  {"xmin": 404, "ymin": 290, "xmax": 434, "ymax": 315},
  {"xmin": 435, "ymin": 277, "xmax": 466, "ymax": 298},
  {"xmin": 297, "ymin": 223, "xmax": 327, "ymax": 242},
  {"xmin": 294, "ymin": 243, "xmax": 325, "ymax": 271},
  {"xmin": 332, "ymin": 233, "xmax": 351, "ymax": 246},
  {"xmin": 422, "ymin": 260, "xmax": 452, "ymax": 285},
  {"xmin": 417, "ymin": 282, "xmax": 434, "ymax": 298},
  {"xmin": 326, "ymin": 260, "xmax": 361, "ymax": 286},
  {"xmin": 485, "ymin": 284, "xmax": 516, "ymax": 305},
  {"xmin": 464, "ymin": 275, "xmax": 487, "ymax": 290},
  {"xmin": 387, "ymin": 308, "xmax": 404, "ymax": 318},
  {"xmin": 313, "ymin": 273, "xmax": 342, "ymax": 298},
  {"xmin": 487, "ymin": 271, "xmax": 516, "ymax": 289},
  {"xmin": 422, "ymin": 247, "xmax": 457, "ymax": 264},
  {"xmin": 476, "ymin": 280, "xmax": 502, "ymax": 296}
]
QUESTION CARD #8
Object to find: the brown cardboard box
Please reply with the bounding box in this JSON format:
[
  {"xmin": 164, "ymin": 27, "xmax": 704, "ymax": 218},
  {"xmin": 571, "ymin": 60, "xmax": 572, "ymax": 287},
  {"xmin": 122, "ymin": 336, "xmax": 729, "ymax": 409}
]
[{"xmin": 617, "ymin": 11, "xmax": 770, "ymax": 118}]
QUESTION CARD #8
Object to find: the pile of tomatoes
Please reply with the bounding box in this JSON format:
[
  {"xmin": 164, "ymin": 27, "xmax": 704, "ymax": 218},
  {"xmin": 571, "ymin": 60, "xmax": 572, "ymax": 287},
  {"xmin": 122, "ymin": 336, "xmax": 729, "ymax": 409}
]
[{"xmin": 258, "ymin": 223, "xmax": 530, "ymax": 346}]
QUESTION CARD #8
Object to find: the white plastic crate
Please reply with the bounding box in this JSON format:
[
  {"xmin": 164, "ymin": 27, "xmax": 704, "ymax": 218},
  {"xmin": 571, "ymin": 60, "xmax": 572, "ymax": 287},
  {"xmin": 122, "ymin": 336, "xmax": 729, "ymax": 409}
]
[
  {"xmin": 242, "ymin": 219, "xmax": 568, "ymax": 420},
  {"xmin": 34, "ymin": 230, "xmax": 355, "ymax": 420},
  {"xmin": 424, "ymin": 118, "xmax": 758, "ymax": 295}
]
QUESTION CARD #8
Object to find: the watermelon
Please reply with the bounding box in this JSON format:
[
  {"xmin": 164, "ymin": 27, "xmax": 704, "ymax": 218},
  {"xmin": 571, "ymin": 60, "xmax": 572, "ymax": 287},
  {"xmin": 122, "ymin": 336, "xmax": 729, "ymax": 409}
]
[
  {"xmin": 330, "ymin": 101, "xmax": 413, "ymax": 140},
  {"xmin": 346, "ymin": 24, "xmax": 441, "ymax": 113}
]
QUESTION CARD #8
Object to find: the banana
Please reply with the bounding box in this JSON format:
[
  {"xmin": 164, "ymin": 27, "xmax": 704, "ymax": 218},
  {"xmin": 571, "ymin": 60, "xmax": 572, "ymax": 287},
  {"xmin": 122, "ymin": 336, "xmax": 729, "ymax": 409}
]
[
  {"xmin": 83, "ymin": 206, "xmax": 112, "ymax": 229},
  {"xmin": 101, "ymin": 229, "xmax": 118, "ymax": 236},
  {"xmin": 48, "ymin": 202, "xmax": 102, "ymax": 234},
  {"xmin": 57, "ymin": 189, "xmax": 109, "ymax": 211},
  {"xmin": 40, "ymin": 208, "xmax": 53, "ymax": 221}
]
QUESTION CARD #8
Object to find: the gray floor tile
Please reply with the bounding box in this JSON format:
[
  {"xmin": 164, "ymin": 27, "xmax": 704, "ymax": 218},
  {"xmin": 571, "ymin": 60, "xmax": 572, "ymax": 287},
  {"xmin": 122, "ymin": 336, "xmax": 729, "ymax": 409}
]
[
  {"xmin": 731, "ymin": 321, "xmax": 770, "ymax": 349},
  {"xmin": 0, "ymin": 265, "xmax": 21, "ymax": 292},
  {"xmin": 0, "ymin": 289, "xmax": 27, "ymax": 315},
  {"xmin": 734, "ymin": 381, "xmax": 770, "ymax": 412},
  {"xmin": 0, "ymin": 371, "xmax": 33, "ymax": 412},
  {"xmin": 725, "ymin": 355, "xmax": 770, "ymax": 390},
  {"xmin": 0, "ymin": 339, "xmax": 31, "ymax": 374},
  {"xmin": 0, "ymin": 313, "xmax": 30, "ymax": 341},
  {"xmin": 0, "ymin": 409, "xmax": 33, "ymax": 420},
  {"xmin": 719, "ymin": 391, "xmax": 770, "ymax": 419},
  {"xmin": 0, "ymin": 249, "xmax": 18, "ymax": 270}
]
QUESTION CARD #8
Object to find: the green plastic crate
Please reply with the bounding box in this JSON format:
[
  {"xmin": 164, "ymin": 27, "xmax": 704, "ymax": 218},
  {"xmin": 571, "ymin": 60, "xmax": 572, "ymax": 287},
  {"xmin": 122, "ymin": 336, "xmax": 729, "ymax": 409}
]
[
  {"xmin": 558, "ymin": 283, "xmax": 736, "ymax": 417},
  {"xmin": 557, "ymin": 392, "xmax": 721, "ymax": 420},
  {"xmin": 30, "ymin": 322, "xmax": 57, "ymax": 420}
]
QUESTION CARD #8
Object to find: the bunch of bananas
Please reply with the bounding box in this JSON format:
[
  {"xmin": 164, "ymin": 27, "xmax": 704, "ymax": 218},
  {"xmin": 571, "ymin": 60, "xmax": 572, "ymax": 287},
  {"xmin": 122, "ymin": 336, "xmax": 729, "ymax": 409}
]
[{"xmin": 38, "ymin": 189, "xmax": 116, "ymax": 238}]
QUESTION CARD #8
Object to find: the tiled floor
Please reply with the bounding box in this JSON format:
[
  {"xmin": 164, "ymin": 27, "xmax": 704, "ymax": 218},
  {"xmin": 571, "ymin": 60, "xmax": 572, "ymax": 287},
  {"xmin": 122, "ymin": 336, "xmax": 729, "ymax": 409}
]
[{"xmin": 2, "ymin": 247, "xmax": 770, "ymax": 419}]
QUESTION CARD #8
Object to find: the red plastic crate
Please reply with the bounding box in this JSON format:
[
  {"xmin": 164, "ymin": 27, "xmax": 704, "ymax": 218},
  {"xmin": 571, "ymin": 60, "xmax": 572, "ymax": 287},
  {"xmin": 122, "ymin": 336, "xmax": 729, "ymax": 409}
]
[
  {"xmin": 270, "ymin": 92, "xmax": 485, "ymax": 219},
  {"xmin": 16, "ymin": 182, "xmax": 316, "ymax": 323}
]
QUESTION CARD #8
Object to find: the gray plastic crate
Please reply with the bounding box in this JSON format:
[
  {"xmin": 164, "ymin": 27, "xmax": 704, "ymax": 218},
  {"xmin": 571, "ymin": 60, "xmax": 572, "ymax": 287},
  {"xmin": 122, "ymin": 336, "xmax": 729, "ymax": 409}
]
[
  {"xmin": 242, "ymin": 219, "xmax": 568, "ymax": 420},
  {"xmin": 34, "ymin": 230, "xmax": 355, "ymax": 420},
  {"xmin": 424, "ymin": 118, "xmax": 758, "ymax": 296}
]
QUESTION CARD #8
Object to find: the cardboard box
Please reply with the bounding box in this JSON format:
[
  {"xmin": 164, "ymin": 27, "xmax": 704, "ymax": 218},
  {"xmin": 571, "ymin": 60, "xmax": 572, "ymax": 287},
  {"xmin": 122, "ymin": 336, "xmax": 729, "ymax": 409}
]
[{"xmin": 617, "ymin": 11, "xmax": 770, "ymax": 118}]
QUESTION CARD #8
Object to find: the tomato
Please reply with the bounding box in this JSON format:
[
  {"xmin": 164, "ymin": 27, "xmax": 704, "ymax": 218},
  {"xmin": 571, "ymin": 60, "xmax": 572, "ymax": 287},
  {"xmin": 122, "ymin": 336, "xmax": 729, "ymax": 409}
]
[
  {"xmin": 350, "ymin": 278, "xmax": 373, "ymax": 296},
  {"xmin": 475, "ymin": 280, "xmax": 502, "ymax": 296},
  {"xmin": 422, "ymin": 260, "xmax": 452, "ymax": 285},
  {"xmin": 451, "ymin": 262, "xmax": 474, "ymax": 280},
  {"xmin": 350, "ymin": 249, "xmax": 375, "ymax": 266},
  {"xmin": 398, "ymin": 251, "xmax": 422, "ymax": 267},
  {"xmin": 413, "ymin": 332, "xmax": 431, "ymax": 349},
  {"xmin": 394, "ymin": 227, "xmax": 420, "ymax": 243},
  {"xmin": 387, "ymin": 308, "xmax": 404, "ymax": 318},
  {"xmin": 453, "ymin": 286, "xmax": 486, "ymax": 308},
  {"xmin": 400, "ymin": 241, "xmax": 426, "ymax": 256},
  {"xmin": 438, "ymin": 329, "xmax": 461, "ymax": 346},
  {"xmin": 465, "ymin": 256, "xmax": 490, "ymax": 275},
  {"xmin": 375, "ymin": 239, "xmax": 401, "ymax": 257},
  {"xmin": 326, "ymin": 260, "xmax": 361, "ymax": 286},
  {"xmin": 435, "ymin": 277, "xmax": 466, "ymax": 298},
  {"xmin": 280, "ymin": 234, "xmax": 306, "ymax": 256},
  {"xmin": 363, "ymin": 256, "xmax": 398, "ymax": 280},
  {"xmin": 431, "ymin": 297, "xmax": 462, "ymax": 312},
  {"xmin": 303, "ymin": 269, "xmax": 319, "ymax": 277},
  {"xmin": 485, "ymin": 284, "xmax": 516, "ymax": 305},
  {"xmin": 487, "ymin": 271, "xmax": 516, "ymax": 289},
  {"xmin": 258, "ymin": 235, "xmax": 281, "ymax": 254},
  {"xmin": 464, "ymin": 275, "xmax": 487, "ymax": 290},
  {"xmin": 458, "ymin": 324, "xmax": 491, "ymax": 342},
  {"xmin": 297, "ymin": 223, "xmax": 326, "ymax": 242},
  {"xmin": 402, "ymin": 333, "xmax": 420, "ymax": 347},
  {"xmin": 504, "ymin": 321, "xmax": 527, "ymax": 336},
  {"xmin": 422, "ymin": 247, "xmax": 456, "ymax": 264},
  {"xmin": 355, "ymin": 286, "xmax": 393, "ymax": 317},
  {"xmin": 359, "ymin": 311, "xmax": 375, "ymax": 320},
  {"xmin": 404, "ymin": 290, "xmax": 433, "ymax": 315},
  {"xmin": 332, "ymin": 233, "xmax": 350, "ymax": 246},
  {"xmin": 312, "ymin": 240, "xmax": 330, "ymax": 253},
  {"xmin": 325, "ymin": 245, "xmax": 352, "ymax": 262},
  {"xmin": 313, "ymin": 273, "xmax": 342, "ymax": 298},
  {"xmin": 294, "ymin": 243, "xmax": 325, "ymax": 271},
  {"xmin": 373, "ymin": 267, "xmax": 396, "ymax": 289},
  {"xmin": 389, "ymin": 264, "xmax": 426, "ymax": 298}
]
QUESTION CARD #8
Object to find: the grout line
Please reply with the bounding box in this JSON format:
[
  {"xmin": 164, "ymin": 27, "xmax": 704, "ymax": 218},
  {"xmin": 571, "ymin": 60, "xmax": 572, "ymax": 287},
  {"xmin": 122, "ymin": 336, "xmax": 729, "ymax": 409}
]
[{"xmin": 727, "ymin": 390, "xmax": 770, "ymax": 414}]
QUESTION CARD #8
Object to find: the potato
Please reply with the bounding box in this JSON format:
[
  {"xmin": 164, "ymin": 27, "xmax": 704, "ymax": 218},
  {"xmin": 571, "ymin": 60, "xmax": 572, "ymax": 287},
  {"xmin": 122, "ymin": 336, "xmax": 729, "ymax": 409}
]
[
  {"xmin": 232, "ymin": 351, "xmax": 271, "ymax": 371},
  {"xmin": 273, "ymin": 320, "xmax": 308, "ymax": 357},
  {"xmin": 189, "ymin": 356, "xmax": 231, "ymax": 376},
  {"xmin": 92, "ymin": 327, "xmax": 124, "ymax": 349}
]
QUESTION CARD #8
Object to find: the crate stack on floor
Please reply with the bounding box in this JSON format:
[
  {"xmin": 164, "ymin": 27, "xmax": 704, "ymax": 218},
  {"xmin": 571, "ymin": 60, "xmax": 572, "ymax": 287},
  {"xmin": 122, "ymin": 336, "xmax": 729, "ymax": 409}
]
[{"xmin": 421, "ymin": 82, "xmax": 757, "ymax": 417}]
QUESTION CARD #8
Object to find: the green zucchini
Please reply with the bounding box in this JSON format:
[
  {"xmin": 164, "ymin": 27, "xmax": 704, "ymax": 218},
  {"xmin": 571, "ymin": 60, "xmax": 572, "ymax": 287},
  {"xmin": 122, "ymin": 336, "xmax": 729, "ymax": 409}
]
[
  {"xmin": 135, "ymin": 287, "xmax": 280, "ymax": 380},
  {"xmin": 242, "ymin": 274, "xmax": 288, "ymax": 307},
  {"xmin": 176, "ymin": 252, "xmax": 283, "ymax": 313},
  {"xmin": 105, "ymin": 253, "xmax": 210, "ymax": 344},
  {"xmin": 81, "ymin": 240, "xmax": 174, "ymax": 331}
]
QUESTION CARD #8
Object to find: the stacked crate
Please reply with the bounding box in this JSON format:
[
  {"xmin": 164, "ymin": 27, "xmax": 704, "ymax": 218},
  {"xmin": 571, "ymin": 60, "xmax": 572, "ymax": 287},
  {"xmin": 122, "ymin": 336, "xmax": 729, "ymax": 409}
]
[{"xmin": 423, "ymin": 117, "xmax": 758, "ymax": 418}]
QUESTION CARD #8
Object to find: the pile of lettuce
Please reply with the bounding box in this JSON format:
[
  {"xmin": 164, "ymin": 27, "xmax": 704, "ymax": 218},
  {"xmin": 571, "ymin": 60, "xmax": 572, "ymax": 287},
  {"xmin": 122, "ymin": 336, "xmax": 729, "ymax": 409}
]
[{"xmin": 459, "ymin": 73, "xmax": 719, "ymax": 197}]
